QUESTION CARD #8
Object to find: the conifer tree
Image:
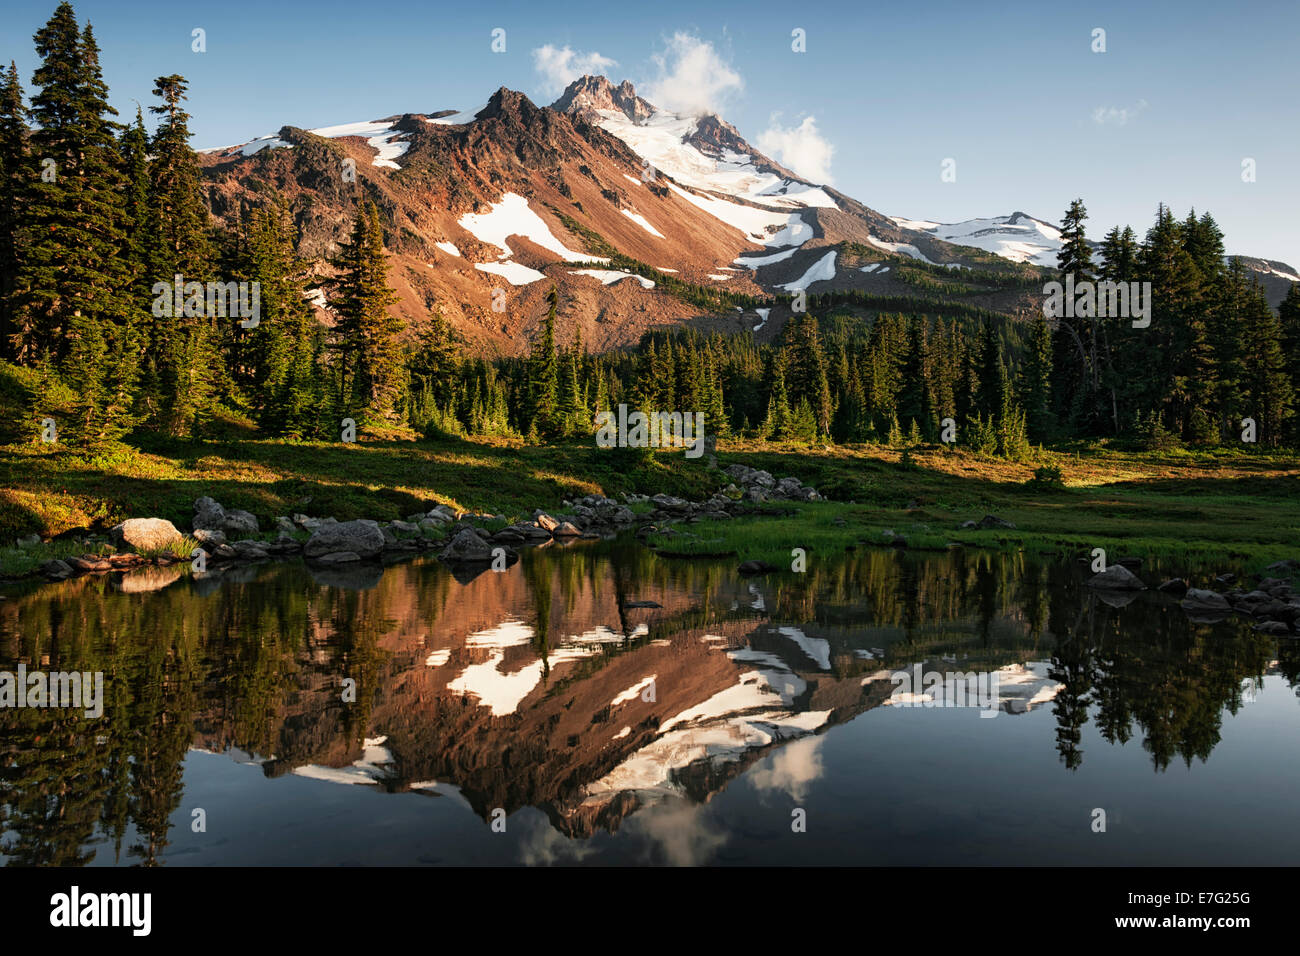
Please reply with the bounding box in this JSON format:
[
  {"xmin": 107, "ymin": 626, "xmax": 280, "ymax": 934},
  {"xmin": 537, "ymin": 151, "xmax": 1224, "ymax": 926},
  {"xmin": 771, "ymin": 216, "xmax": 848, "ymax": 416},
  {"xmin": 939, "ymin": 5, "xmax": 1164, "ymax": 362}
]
[
  {"xmin": 242, "ymin": 202, "xmax": 322, "ymax": 436},
  {"xmin": 19, "ymin": 7, "xmax": 138, "ymax": 442},
  {"xmin": 330, "ymin": 202, "xmax": 402, "ymax": 426},
  {"xmin": 1279, "ymin": 283, "xmax": 1300, "ymax": 445},
  {"xmin": 524, "ymin": 287, "xmax": 560, "ymax": 436},
  {"xmin": 557, "ymin": 329, "xmax": 587, "ymax": 435},
  {"xmin": 1239, "ymin": 278, "xmax": 1293, "ymax": 447},
  {"xmin": 1018, "ymin": 311, "xmax": 1054, "ymax": 442},
  {"xmin": 146, "ymin": 74, "xmax": 218, "ymax": 435},
  {"xmin": 0, "ymin": 61, "xmax": 26, "ymax": 358}
]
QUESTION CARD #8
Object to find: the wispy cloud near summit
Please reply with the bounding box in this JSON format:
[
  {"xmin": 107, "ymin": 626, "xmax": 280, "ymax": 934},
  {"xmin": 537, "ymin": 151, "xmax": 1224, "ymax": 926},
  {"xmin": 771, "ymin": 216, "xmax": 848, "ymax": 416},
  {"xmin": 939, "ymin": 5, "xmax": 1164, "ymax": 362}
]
[
  {"xmin": 532, "ymin": 44, "xmax": 618, "ymax": 98},
  {"xmin": 644, "ymin": 32, "xmax": 742, "ymax": 117}
]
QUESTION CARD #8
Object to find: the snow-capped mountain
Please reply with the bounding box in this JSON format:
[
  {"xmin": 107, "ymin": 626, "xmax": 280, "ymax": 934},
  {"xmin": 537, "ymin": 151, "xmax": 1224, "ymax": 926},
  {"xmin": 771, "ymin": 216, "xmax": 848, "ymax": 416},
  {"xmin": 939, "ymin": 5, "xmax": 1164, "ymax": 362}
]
[
  {"xmin": 890, "ymin": 212, "xmax": 1063, "ymax": 267},
  {"xmin": 890, "ymin": 211, "xmax": 1298, "ymax": 308},
  {"xmin": 196, "ymin": 75, "xmax": 1296, "ymax": 351}
]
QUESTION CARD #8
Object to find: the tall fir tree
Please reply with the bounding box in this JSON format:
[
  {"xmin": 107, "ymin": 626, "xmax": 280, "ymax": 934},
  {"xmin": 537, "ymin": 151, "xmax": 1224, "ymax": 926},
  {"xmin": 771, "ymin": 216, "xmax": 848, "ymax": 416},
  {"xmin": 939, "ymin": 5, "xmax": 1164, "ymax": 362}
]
[
  {"xmin": 145, "ymin": 73, "xmax": 218, "ymax": 436},
  {"xmin": 1017, "ymin": 311, "xmax": 1054, "ymax": 442},
  {"xmin": 330, "ymin": 201, "xmax": 402, "ymax": 427},
  {"xmin": 0, "ymin": 61, "xmax": 26, "ymax": 359},
  {"xmin": 524, "ymin": 287, "xmax": 560, "ymax": 437},
  {"xmin": 19, "ymin": 7, "xmax": 138, "ymax": 442}
]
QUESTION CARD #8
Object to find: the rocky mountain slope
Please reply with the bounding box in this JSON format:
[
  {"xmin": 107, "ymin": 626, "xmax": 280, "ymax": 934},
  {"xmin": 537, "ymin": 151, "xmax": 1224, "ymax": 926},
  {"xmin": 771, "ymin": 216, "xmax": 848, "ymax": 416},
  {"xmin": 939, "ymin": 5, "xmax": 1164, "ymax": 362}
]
[{"xmin": 198, "ymin": 76, "xmax": 1297, "ymax": 352}]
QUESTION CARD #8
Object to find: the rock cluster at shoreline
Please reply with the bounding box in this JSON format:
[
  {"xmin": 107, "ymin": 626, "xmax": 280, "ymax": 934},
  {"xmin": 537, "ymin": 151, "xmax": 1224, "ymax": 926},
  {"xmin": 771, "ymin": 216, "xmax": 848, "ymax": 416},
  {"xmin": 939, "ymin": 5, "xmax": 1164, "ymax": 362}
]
[
  {"xmin": 1081, "ymin": 558, "xmax": 1300, "ymax": 632},
  {"xmin": 23, "ymin": 470, "xmax": 826, "ymax": 584}
]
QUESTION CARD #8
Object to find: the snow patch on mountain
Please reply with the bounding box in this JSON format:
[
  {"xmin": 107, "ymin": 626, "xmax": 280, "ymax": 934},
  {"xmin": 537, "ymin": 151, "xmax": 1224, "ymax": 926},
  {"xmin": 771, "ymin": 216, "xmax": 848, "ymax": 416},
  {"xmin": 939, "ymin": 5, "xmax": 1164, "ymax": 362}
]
[
  {"xmin": 780, "ymin": 250, "xmax": 837, "ymax": 291},
  {"xmin": 434, "ymin": 241, "xmax": 461, "ymax": 257},
  {"xmin": 735, "ymin": 247, "xmax": 798, "ymax": 269},
  {"xmin": 665, "ymin": 181, "xmax": 811, "ymax": 250},
  {"xmin": 458, "ymin": 193, "xmax": 608, "ymax": 263},
  {"xmin": 422, "ymin": 105, "xmax": 486, "ymax": 126},
  {"xmin": 309, "ymin": 119, "xmax": 411, "ymax": 169},
  {"xmin": 569, "ymin": 269, "xmax": 655, "ymax": 289},
  {"xmin": 475, "ymin": 261, "xmax": 546, "ymax": 285},
  {"xmin": 865, "ymin": 235, "xmax": 935, "ymax": 264},
  {"xmin": 593, "ymin": 108, "xmax": 836, "ymax": 210},
  {"xmin": 892, "ymin": 213, "xmax": 1061, "ymax": 266},
  {"xmin": 620, "ymin": 208, "xmax": 665, "ymax": 238}
]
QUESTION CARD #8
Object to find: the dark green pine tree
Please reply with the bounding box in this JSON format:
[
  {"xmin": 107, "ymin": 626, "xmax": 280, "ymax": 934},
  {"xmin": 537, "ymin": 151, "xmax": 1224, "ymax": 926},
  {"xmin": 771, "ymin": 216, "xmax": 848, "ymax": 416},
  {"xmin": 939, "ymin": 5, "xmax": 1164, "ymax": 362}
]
[
  {"xmin": 1238, "ymin": 277, "xmax": 1294, "ymax": 447},
  {"xmin": 701, "ymin": 344, "xmax": 726, "ymax": 436},
  {"xmin": 0, "ymin": 61, "xmax": 26, "ymax": 359},
  {"xmin": 556, "ymin": 329, "xmax": 587, "ymax": 436},
  {"xmin": 1279, "ymin": 282, "xmax": 1300, "ymax": 445},
  {"xmin": 659, "ymin": 336, "xmax": 678, "ymax": 408},
  {"xmin": 974, "ymin": 320, "xmax": 1006, "ymax": 420},
  {"xmin": 1205, "ymin": 258, "xmax": 1250, "ymax": 439},
  {"xmin": 19, "ymin": 8, "xmax": 138, "ymax": 442},
  {"xmin": 1181, "ymin": 210, "xmax": 1226, "ymax": 283},
  {"xmin": 896, "ymin": 316, "xmax": 931, "ymax": 438},
  {"xmin": 1139, "ymin": 204, "xmax": 1206, "ymax": 440},
  {"xmin": 524, "ymin": 287, "xmax": 560, "ymax": 437},
  {"xmin": 1017, "ymin": 311, "xmax": 1054, "ymax": 442},
  {"xmin": 118, "ymin": 108, "xmax": 151, "ymax": 295},
  {"xmin": 1097, "ymin": 223, "xmax": 1138, "ymax": 430},
  {"xmin": 145, "ymin": 73, "xmax": 218, "ymax": 436},
  {"xmin": 782, "ymin": 314, "xmax": 833, "ymax": 436},
  {"xmin": 330, "ymin": 201, "xmax": 402, "ymax": 427},
  {"xmin": 760, "ymin": 348, "xmax": 793, "ymax": 440},
  {"xmin": 242, "ymin": 201, "xmax": 323, "ymax": 437},
  {"xmin": 1098, "ymin": 225, "xmax": 1138, "ymax": 280},
  {"xmin": 1051, "ymin": 198, "xmax": 1111, "ymax": 434},
  {"xmin": 673, "ymin": 335, "xmax": 701, "ymax": 414},
  {"xmin": 1057, "ymin": 198, "xmax": 1095, "ymax": 282}
]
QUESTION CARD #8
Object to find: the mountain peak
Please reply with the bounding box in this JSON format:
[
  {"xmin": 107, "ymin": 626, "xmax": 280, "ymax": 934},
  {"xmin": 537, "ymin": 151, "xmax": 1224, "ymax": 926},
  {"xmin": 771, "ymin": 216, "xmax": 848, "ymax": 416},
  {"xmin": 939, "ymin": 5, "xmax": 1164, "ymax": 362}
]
[
  {"xmin": 480, "ymin": 86, "xmax": 541, "ymax": 120},
  {"xmin": 551, "ymin": 75, "xmax": 654, "ymax": 124}
]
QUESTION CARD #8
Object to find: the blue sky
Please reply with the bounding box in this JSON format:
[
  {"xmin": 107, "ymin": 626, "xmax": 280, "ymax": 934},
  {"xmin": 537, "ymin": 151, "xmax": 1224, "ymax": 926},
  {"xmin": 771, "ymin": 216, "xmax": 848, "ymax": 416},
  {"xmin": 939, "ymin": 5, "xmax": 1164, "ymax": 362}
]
[{"xmin": 4, "ymin": 0, "xmax": 1298, "ymax": 264}]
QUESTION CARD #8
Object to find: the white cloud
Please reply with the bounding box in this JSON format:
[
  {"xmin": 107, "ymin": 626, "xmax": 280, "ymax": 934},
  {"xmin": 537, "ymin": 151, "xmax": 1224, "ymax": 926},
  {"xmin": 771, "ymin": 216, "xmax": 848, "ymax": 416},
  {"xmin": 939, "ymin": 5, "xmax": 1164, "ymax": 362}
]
[
  {"xmin": 532, "ymin": 44, "xmax": 617, "ymax": 98},
  {"xmin": 1092, "ymin": 98, "xmax": 1149, "ymax": 126},
  {"xmin": 747, "ymin": 736, "xmax": 825, "ymax": 803},
  {"xmin": 757, "ymin": 114, "xmax": 835, "ymax": 184},
  {"xmin": 645, "ymin": 32, "xmax": 743, "ymax": 117}
]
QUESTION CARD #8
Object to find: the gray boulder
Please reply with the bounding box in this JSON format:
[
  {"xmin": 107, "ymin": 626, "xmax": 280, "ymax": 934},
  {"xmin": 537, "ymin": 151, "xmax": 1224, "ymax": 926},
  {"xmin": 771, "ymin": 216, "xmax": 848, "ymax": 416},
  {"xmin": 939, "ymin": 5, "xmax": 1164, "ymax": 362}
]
[
  {"xmin": 110, "ymin": 518, "xmax": 183, "ymax": 554},
  {"xmin": 438, "ymin": 527, "xmax": 510, "ymax": 564},
  {"xmin": 231, "ymin": 540, "xmax": 270, "ymax": 560},
  {"xmin": 39, "ymin": 559, "xmax": 73, "ymax": 579},
  {"xmin": 1181, "ymin": 588, "xmax": 1231, "ymax": 613},
  {"xmin": 223, "ymin": 509, "xmax": 259, "ymax": 535},
  {"xmin": 315, "ymin": 551, "xmax": 361, "ymax": 564},
  {"xmin": 193, "ymin": 528, "xmax": 227, "ymax": 550},
  {"xmin": 303, "ymin": 520, "xmax": 385, "ymax": 560},
  {"xmin": 1087, "ymin": 565, "xmax": 1146, "ymax": 590},
  {"xmin": 193, "ymin": 496, "xmax": 226, "ymax": 531}
]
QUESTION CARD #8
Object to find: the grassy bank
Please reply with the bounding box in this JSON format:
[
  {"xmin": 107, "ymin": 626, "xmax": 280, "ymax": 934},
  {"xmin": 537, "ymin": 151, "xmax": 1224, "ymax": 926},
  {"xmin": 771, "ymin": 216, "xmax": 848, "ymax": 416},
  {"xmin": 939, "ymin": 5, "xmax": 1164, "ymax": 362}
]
[
  {"xmin": 2, "ymin": 432, "xmax": 1298, "ymax": 576},
  {"xmin": 648, "ymin": 441, "xmax": 1300, "ymax": 574}
]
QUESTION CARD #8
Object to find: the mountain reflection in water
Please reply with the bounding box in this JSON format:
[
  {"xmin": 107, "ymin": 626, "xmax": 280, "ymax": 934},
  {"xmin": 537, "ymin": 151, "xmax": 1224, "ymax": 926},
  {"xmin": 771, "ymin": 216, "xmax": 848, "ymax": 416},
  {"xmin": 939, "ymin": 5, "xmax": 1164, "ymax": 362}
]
[{"xmin": 2, "ymin": 540, "xmax": 1297, "ymax": 866}]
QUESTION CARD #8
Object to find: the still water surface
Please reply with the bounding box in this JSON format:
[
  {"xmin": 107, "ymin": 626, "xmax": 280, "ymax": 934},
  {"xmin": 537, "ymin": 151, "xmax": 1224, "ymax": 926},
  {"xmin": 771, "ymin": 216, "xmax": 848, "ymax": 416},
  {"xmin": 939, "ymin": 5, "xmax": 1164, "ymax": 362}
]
[{"xmin": 2, "ymin": 540, "xmax": 1296, "ymax": 865}]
